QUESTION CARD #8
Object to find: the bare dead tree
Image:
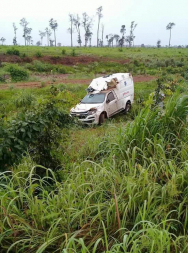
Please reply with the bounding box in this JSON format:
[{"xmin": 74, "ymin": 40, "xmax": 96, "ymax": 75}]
[
  {"xmin": 49, "ymin": 18, "xmax": 58, "ymax": 47},
  {"xmin": 82, "ymin": 12, "xmax": 93, "ymax": 47},
  {"xmin": 45, "ymin": 27, "xmax": 52, "ymax": 46},
  {"xmin": 96, "ymin": 6, "xmax": 103, "ymax": 47},
  {"xmin": 166, "ymin": 22, "xmax": 175, "ymax": 47},
  {"xmin": 73, "ymin": 15, "xmax": 82, "ymax": 47},
  {"xmin": 39, "ymin": 31, "xmax": 46, "ymax": 46},
  {"xmin": 20, "ymin": 18, "xmax": 32, "ymax": 46},
  {"xmin": 68, "ymin": 14, "xmax": 75, "ymax": 47},
  {"xmin": 13, "ymin": 23, "xmax": 18, "ymax": 45}
]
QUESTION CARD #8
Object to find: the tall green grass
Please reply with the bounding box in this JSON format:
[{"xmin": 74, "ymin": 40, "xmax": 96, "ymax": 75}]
[{"xmin": 0, "ymin": 93, "xmax": 188, "ymax": 252}]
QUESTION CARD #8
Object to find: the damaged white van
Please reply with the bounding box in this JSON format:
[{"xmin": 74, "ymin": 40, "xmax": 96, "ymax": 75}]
[{"xmin": 70, "ymin": 73, "xmax": 134, "ymax": 124}]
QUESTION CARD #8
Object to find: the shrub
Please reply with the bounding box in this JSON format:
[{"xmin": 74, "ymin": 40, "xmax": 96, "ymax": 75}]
[
  {"xmin": 0, "ymin": 99, "xmax": 73, "ymax": 170},
  {"xmin": 21, "ymin": 53, "xmax": 27, "ymax": 57},
  {"xmin": 184, "ymin": 72, "xmax": 188, "ymax": 80},
  {"xmin": 31, "ymin": 60, "xmax": 52, "ymax": 72},
  {"xmin": 0, "ymin": 74, "xmax": 6, "ymax": 83},
  {"xmin": 13, "ymin": 91, "xmax": 36, "ymax": 108},
  {"xmin": 6, "ymin": 64, "xmax": 29, "ymax": 82},
  {"xmin": 57, "ymin": 66, "xmax": 68, "ymax": 74},
  {"xmin": 118, "ymin": 48, "xmax": 123, "ymax": 52},
  {"xmin": 6, "ymin": 47, "xmax": 20, "ymax": 56},
  {"xmin": 62, "ymin": 49, "xmax": 66, "ymax": 55},
  {"xmin": 71, "ymin": 49, "xmax": 76, "ymax": 57},
  {"xmin": 35, "ymin": 51, "xmax": 42, "ymax": 58}
]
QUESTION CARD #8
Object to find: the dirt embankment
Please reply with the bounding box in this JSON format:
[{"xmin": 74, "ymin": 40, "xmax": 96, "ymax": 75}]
[
  {"xmin": 0, "ymin": 54, "xmax": 130, "ymax": 65},
  {"xmin": 0, "ymin": 75, "xmax": 155, "ymax": 90}
]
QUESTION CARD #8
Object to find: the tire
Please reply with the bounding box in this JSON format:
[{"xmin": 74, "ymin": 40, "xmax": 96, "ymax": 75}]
[
  {"xmin": 125, "ymin": 102, "xmax": 131, "ymax": 114},
  {"xmin": 99, "ymin": 113, "xmax": 105, "ymax": 125}
]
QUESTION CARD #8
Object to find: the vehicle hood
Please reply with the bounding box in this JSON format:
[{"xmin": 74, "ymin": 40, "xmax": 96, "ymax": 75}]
[{"xmin": 71, "ymin": 103, "xmax": 102, "ymax": 112}]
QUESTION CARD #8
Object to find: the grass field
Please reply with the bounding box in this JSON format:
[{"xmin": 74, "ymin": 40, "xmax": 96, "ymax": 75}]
[{"xmin": 0, "ymin": 46, "xmax": 188, "ymax": 252}]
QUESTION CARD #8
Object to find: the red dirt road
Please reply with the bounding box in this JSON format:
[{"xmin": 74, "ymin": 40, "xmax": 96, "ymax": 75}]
[{"xmin": 0, "ymin": 75, "xmax": 155, "ymax": 90}]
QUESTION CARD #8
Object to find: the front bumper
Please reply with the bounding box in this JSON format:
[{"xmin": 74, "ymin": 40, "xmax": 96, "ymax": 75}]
[{"xmin": 70, "ymin": 111, "xmax": 99, "ymax": 124}]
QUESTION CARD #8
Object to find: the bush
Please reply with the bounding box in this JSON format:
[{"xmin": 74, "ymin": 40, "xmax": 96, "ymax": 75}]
[
  {"xmin": 62, "ymin": 49, "xmax": 66, "ymax": 55},
  {"xmin": 35, "ymin": 51, "xmax": 42, "ymax": 58},
  {"xmin": 0, "ymin": 74, "xmax": 6, "ymax": 83},
  {"xmin": 184, "ymin": 72, "xmax": 188, "ymax": 80},
  {"xmin": 6, "ymin": 64, "xmax": 29, "ymax": 82},
  {"xmin": 0, "ymin": 99, "xmax": 73, "ymax": 170},
  {"xmin": 21, "ymin": 53, "xmax": 27, "ymax": 57},
  {"xmin": 6, "ymin": 47, "xmax": 20, "ymax": 56},
  {"xmin": 26, "ymin": 60, "xmax": 53, "ymax": 72},
  {"xmin": 71, "ymin": 49, "xmax": 76, "ymax": 57},
  {"xmin": 13, "ymin": 91, "xmax": 36, "ymax": 108},
  {"xmin": 57, "ymin": 66, "xmax": 68, "ymax": 74}
]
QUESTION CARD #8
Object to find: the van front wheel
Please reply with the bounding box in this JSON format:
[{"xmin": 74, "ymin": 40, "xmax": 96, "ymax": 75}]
[
  {"xmin": 99, "ymin": 113, "xmax": 105, "ymax": 125},
  {"xmin": 125, "ymin": 102, "xmax": 131, "ymax": 114}
]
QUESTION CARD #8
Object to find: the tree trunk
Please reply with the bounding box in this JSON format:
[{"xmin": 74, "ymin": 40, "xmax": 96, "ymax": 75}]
[
  {"xmin": 97, "ymin": 17, "xmax": 100, "ymax": 47},
  {"xmin": 169, "ymin": 29, "xmax": 171, "ymax": 47},
  {"xmin": 54, "ymin": 30, "xmax": 56, "ymax": 47},
  {"xmin": 71, "ymin": 21, "xmax": 73, "ymax": 47},
  {"xmin": 101, "ymin": 25, "xmax": 104, "ymax": 47}
]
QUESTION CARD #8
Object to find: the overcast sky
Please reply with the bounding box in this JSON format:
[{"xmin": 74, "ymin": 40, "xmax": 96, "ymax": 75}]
[{"xmin": 0, "ymin": 0, "xmax": 187, "ymax": 47}]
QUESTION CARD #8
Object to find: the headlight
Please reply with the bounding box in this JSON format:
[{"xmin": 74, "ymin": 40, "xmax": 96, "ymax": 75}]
[{"xmin": 88, "ymin": 108, "xmax": 97, "ymax": 115}]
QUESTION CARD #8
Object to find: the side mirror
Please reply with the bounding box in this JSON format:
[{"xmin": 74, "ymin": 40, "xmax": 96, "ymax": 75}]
[{"xmin": 106, "ymin": 99, "xmax": 110, "ymax": 104}]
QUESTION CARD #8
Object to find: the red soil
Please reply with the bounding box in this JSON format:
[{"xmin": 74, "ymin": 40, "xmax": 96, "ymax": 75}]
[
  {"xmin": 0, "ymin": 75, "xmax": 155, "ymax": 90},
  {"xmin": 0, "ymin": 54, "xmax": 129, "ymax": 65}
]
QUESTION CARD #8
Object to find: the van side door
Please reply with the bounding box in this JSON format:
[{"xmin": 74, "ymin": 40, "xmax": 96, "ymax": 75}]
[{"xmin": 106, "ymin": 91, "xmax": 118, "ymax": 117}]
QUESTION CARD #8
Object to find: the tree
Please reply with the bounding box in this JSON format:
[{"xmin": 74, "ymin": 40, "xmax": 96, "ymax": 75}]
[
  {"xmin": 96, "ymin": 6, "xmax": 103, "ymax": 47},
  {"xmin": 119, "ymin": 25, "xmax": 126, "ymax": 48},
  {"xmin": 166, "ymin": 22, "xmax": 175, "ymax": 47},
  {"xmin": 13, "ymin": 23, "xmax": 18, "ymax": 45},
  {"xmin": 125, "ymin": 21, "xmax": 137, "ymax": 47},
  {"xmin": 106, "ymin": 34, "xmax": 114, "ymax": 47},
  {"xmin": 114, "ymin": 34, "xmax": 120, "ymax": 47},
  {"xmin": 20, "ymin": 18, "xmax": 32, "ymax": 46},
  {"xmin": 39, "ymin": 31, "xmax": 46, "ymax": 46},
  {"xmin": 73, "ymin": 15, "xmax": 82, "ymax": 47},
  {"xmin": 49, "ymin": 18, "xmax": 58, "ymax": 47},
  {"xmin": 82, "ymin": 12, "xmax": 93, "ymax": 47},
  {"xmin": 157, "ymin": 40, "xmax": 161, "ymax": 48},
  {"xmin": 125, "ymin": 36, "xmax": 133, "ymax": 47},
  {"xmin": 130, "ymin": 21, "xmax": 137, "ymax": 46},
  {"xmin": 36, "ymin": 41, "xmax": 41, "ymax": 46},
  {"xmin": 0, "ymin": 37, "xmax": 6, "ymax": 45},
  {"xmin": 50, "ymin": 39, "xmax": 54, "ymax": 46},
  {"xmin": 106, "ymin": 35, "xmax": 109, "ymax": 47},
  {"xmin": 26, "ymin": 35, "xmax": 32, "ymax": 45},
  {"xmin": 45, "ymin": 27, "xmax": 52, "ymax": 46},
  {"xmin": 68, "ymin": 14, "xmax": 75, "ymax": 47}
]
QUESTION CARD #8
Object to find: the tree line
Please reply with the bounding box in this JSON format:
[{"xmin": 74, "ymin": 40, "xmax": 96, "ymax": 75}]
[{"xmin": 0, "ymin": 6, "xmax": 176, "ymax": 48}]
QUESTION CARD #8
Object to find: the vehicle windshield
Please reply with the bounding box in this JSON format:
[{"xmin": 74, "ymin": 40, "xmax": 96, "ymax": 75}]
[{"xmin": 81, "ymin": 93, "xmax": 105, "ymax": 104}]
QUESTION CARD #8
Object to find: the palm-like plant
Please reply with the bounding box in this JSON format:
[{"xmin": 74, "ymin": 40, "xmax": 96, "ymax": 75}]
[{"xmin": 166, "ymin": 22, "xmax": 175, "ymax": 47}]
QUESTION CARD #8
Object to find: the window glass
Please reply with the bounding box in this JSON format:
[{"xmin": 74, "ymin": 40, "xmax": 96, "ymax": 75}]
[
  {"xmin": 81, "ymin": 93, "xmax": 105, "ymax": 104},
  {"xmin": 107, "ymin": 92, "xmax": 115, "ymax": 102}
]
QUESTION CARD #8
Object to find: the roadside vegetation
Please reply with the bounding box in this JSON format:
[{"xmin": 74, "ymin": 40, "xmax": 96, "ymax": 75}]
[{"xmin": 0, "ymin": 47, "xmax": 188, "ymax": 252}]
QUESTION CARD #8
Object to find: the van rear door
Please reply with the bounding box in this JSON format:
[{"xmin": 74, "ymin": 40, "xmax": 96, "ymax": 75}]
[{"xmin": 106, "ymin": 91, "xmax": 118, "ymax": 116}]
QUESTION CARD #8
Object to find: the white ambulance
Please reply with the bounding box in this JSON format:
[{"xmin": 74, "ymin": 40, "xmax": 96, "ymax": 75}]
[{"xmin": 70, "ymin": 73, "xmax": 134, "ymax": 124}]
